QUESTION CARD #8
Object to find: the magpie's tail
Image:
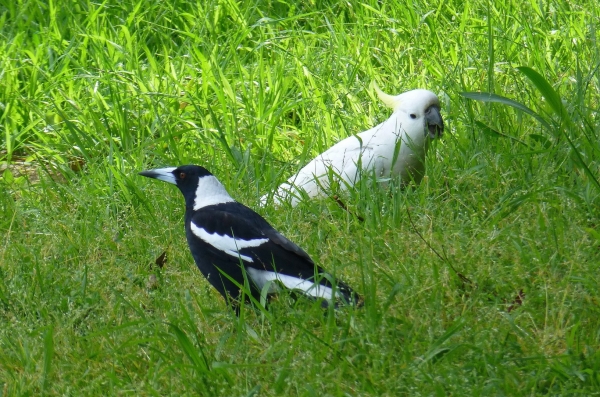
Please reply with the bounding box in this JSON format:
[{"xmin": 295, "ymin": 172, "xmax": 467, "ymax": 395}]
[{"xmin": 334, "ymin": 280, "xmax": 364, "ymax": 308}]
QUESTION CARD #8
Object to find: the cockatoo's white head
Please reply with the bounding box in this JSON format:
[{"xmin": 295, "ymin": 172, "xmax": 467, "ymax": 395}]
[{"xmin": 372, "ymin": 83, "xmax": 444, "ymax": 139}]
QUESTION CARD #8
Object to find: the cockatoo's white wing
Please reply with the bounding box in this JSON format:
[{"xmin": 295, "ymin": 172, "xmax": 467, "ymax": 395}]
[{"xmin": 270, "ymin": 137, "xmax": 380, "ymax": 206}]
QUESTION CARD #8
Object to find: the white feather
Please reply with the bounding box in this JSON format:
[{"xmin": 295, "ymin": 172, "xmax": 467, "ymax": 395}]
[
  {"xmin": 193, "ymin": 175, "xmax": 235, "ymax": 210},
  {"xmin": 262, "ymin": 87, "xmax": 442, "ymax": 206},
  {"xmin": 246, "ymin": 268, "xmax": 335, "ymax": 300},
  {"xmin": 190, "ymin": 223, "xmax": 268, "ymax": 262}
]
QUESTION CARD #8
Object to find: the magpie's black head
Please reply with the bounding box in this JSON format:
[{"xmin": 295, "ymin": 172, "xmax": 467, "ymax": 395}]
[
  {"xmin": 139, "ymin": 165, "xmax": 233, "ymax": 210},
  {"xmin": 139, "ymin": 164, "xmax": 212, "ymax": 198}
]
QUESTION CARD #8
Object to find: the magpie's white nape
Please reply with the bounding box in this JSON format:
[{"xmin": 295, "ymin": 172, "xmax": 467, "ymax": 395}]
[{"xmin": 139, "ymin": 165, "xmax": 361, "ymax": 313}]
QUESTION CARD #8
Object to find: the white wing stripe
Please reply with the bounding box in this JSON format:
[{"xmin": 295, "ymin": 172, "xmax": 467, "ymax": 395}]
[
  {"xmin": 246, "ymin": 268, "xmax": 334, "ymax": 300},
  {"xmin": 190, "ymin": 223, "xmax": 268, "ymax": 263}
]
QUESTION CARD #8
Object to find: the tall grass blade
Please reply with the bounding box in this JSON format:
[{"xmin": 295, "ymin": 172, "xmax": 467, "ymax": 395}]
[
  {"xmin": 516, "ymin": 66, "xmax": 571, "ymax": 126},
  {"xmin": 42, "ymin": 326, "xmax": 54, "ymax": 391},
  {"xmin": 168, "ymin": 323, "xmax": 210, "ymax": 374},
  {"xmin": 459, "ymin": 92, "xmax": 553, "ymax": 132}
]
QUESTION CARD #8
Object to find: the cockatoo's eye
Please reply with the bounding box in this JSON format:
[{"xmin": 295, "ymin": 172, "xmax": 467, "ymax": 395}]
[{"xmin": 410, "ymin": 114, "xmax": 417, "ymax": 119}]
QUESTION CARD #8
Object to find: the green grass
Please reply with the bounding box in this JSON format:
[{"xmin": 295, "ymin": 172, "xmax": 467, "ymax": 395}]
[{"xmin": 1, "ymin": 0, "xmax": 600, "ymax": 395}]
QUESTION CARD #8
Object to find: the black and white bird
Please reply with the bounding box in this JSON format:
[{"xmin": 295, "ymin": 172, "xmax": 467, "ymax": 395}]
[
  {"xmin": 139, "ymin": 165, "xmax": 360, "ymax": 312},
  {"xmin": 262, "ymin": 84, "xmax": 444, "ymax": 206}
]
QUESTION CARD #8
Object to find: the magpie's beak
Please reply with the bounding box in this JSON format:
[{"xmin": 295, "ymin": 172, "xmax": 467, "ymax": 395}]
[
  {"xmin": 425, "ymin": 106, "xmax": 444, "ymax": 139},
  {"xmin": 139, "ymin": 167, "xmax": 177, "ymax": 185}
]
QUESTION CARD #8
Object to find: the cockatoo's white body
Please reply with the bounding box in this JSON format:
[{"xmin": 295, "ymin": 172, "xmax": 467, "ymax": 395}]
[{"xmin": 263, "ymin": 85, "xmax": 444, "ymax": 207}]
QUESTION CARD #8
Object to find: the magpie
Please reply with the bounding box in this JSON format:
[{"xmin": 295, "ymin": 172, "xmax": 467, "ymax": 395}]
[
  {"xmin": 139, "ymin": 165, "xmax": 360, "ymax": 312},
  {"xmin": 262, "ymin": 83, "xmax": 444, "ymax": 206}
]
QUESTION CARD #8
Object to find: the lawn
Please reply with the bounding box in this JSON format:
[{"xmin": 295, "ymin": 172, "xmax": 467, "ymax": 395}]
[{"xmin": 1, "ymin": 0, "xmax": 599, "ymax": 395}]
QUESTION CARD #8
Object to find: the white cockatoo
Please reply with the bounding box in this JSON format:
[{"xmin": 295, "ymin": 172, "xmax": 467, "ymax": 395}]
[{"xmin": 262, "ymin": 83, "xmax": 444, "ymax": 206}]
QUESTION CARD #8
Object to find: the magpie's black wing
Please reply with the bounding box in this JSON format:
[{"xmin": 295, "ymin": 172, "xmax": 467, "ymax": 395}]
[
  {"xmin": 190, "ymin": 202, "xmax": 318, "ymax": 274},
  {"xmin": 190, "ymin": 202, "xmax": 360, "ymax": 305}
]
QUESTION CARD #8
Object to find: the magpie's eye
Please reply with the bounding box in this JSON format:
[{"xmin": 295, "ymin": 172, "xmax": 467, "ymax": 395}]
[
  {"xmin": 410, "ymin": 114, "xmax": 417, "ymax": 119},
  {"xmin": 179, "ymin": 172, "xmax": 186, "ymax": 179}
]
